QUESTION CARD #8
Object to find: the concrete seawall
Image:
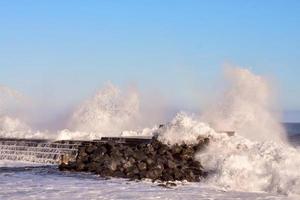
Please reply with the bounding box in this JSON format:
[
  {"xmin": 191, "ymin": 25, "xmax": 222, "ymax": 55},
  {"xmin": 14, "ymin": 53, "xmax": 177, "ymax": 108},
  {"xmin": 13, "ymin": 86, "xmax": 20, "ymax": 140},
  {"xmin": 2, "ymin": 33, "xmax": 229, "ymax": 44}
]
[
  {"xmin": 0, "ymin": 137, "xmax": 153, "ymax": 164},
  {"xmin": 0, "ymin": 138, "xmax": 84, "ymax": 164}
]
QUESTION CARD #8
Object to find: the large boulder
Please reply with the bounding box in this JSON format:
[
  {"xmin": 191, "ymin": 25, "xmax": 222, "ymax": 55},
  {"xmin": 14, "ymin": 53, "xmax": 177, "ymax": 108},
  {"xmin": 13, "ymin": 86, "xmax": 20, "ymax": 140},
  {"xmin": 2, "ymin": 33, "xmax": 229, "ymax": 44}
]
[{"xmin": 59, "ymin": 137, "xmax": 209, "ymax": 183}]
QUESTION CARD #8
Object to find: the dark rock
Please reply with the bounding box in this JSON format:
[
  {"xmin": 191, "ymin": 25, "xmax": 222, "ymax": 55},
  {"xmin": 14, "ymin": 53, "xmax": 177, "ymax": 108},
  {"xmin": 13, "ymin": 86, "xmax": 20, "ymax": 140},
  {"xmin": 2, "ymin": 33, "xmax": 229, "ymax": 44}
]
[
  {"xmin": 113, "ymin": 171, "xmax": 125, "ymax": 178},
  {"xmin": 133, "ymin": 151, "xmax": 147, "ymax": 161},
  {"xmin": 76, "ymin": 162, "xmax": 86, "ymax": 171},
  {"xmin": 107, "ymin": 160, "xmax": 118, "ymax": 171},
  {"xmin": 157, "ymin": 183, "xmax": 172, "ymax": 189},
  {"xmin": 166, "ymin": 182, "xmax": 177, "ymax": 187},
  {"xmin": 146, "ymin": 169, "xmax": 161, "ymax": 180},
  {"xmin": 158, "ymin": 146, "xmax": 168, "ymax": 155},
  {"xmin": 78, "ymin": 150, "xmax": 88, "ymax": 158},
  {"xmin": 86, "ymin": 162, "xmax": 98, "ymax": 172},
  {"xmin": 171, "ymin": 144, "xmax": 182, "ymax": 154},
  {"xmin": 86, "ymin": 145, "xmax": 97, "ymax": 154},
  {"xmin": 96, "ymin": 146, "xmax": 108, "ymax": 155},
  {"xmin": 78, "ymin": 146, "xmax": 86, "ymax": 153},
  {"xmin": 145, "ymin": 158, "xmax": 154, "ymax": 166},
  {"xmin": 59, "ymin": 137, "xmax": 209, "ymax": 182},
  {"xmin": 174, "ymin": 169, "xmax": 183, "ymax": 180},
  {"xmin": 167, "ymin": 160, "xmax": 177, "ymax": 169},
  {"xmin": 151, "ymin": 139, "xmax": 161, "ymax": 150},
  {"xmin": 132, "ymin": 167, "xmax": 140, "ymax": 175},
  {"xmin": 137, "ymin": 162, "xmax": 147, "ymax": 171},
  {"xmin": 161, "ymin": 171, "xmax": 174, "ymax": 181},
  {"xmin": 58, "ymin": 163, "xmax": 68, "ymax": 171},
  {"xmin": 157, "ymin": 182, "xmax": 177, "ymax": 188},
  {"xmin": 92, "ymin": 155, "xmax": 103, "ymax": 163},
  {"xmin": 145, "ymin": 145, "xmax": 155, "ymax": 155}
]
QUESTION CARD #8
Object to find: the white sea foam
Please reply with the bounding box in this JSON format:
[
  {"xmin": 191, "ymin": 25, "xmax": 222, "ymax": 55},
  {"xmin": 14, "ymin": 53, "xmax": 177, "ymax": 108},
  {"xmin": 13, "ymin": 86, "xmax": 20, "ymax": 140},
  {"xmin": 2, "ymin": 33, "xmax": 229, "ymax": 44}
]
[
  {"xmin": 0, "ymin": 86, "xmax": 46, "ymax": 139},
  {"xmin": 0, "ymin": 85, "xmax": 25, "ymax": 112},
  {"xmin": 0, "ymin": 67, "xmax": 299, "ymax": 197},
  {"xmin": 151, "ymin": 112, "xmax": 300, "ymax": 196},
  {"xmin": 0, "ymin": 116, "xmax": 30, "ymax": 133},
  {"xmin": 153, "ymin": 68, "xmax": 300, "ymax": 196},
  {"xmin": 67, "ymin": 83, "xmax": 140, "ymax": 136},
  {"xmin": 56, "ymin": 129, "xmax": 99, "ymax": 140},
  {"xmin": 0, "ymin": 162, "xmax": 289, "ymax": 200},
  {"xmin": 0, "ymin": 118, "xmax": 51, "ymax": 139},
  {"xmin": 197, "ymin": 131, "xmax": 300, "ymax": 196},
  {"xmin": 156, "ymin": 112, "xmax": 216, "ymax": 145},
  {"xmin": 201, "ymin": 67, "xmax": 286, "ymax": 143}
]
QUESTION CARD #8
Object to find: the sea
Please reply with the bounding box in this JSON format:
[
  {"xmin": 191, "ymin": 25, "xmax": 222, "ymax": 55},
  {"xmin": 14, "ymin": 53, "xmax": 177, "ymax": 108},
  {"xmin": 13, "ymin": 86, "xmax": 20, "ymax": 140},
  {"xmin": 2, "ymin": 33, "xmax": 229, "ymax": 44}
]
[{"xmin": 0, "ymin": 123, "xmax": 299, "ymax": 200}]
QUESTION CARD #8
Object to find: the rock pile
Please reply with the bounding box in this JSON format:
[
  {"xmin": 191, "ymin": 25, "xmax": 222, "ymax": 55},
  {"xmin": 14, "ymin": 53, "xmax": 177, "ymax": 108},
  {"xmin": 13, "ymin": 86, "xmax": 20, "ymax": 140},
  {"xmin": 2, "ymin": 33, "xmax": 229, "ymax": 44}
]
[{"xmin": 59, "ymin": 138, "xmax": 209, "ymax": 182}]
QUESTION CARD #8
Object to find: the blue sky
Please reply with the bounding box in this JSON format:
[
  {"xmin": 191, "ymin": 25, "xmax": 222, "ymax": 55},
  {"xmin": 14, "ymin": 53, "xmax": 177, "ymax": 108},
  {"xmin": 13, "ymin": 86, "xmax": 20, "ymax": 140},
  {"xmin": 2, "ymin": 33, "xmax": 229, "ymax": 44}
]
[{"xmin": 0, "ymin": 1, "xmax": 300, "ymax": 120}]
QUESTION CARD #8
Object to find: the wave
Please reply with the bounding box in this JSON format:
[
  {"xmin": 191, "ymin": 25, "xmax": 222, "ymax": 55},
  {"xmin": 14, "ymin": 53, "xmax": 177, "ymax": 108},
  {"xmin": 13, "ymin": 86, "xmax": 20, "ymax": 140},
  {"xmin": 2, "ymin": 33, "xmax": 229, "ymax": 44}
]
[
  {"xmin": 158, "ymin": 112, "xmax": 300, "ymax": 196},
  {"xmin": 198, "ymin": 132, "xmax": 300, "ymax": 195},
  {"xmin": 201, "ymin": 67, "xmax": 286, "ymax": 143},
  {"xmin": 0, "ymin": 67, "xmax": 299, "ymax": 196},
  {"xmin": 67, "ymin": 83, "xmax": 140, "ymax": 135}
]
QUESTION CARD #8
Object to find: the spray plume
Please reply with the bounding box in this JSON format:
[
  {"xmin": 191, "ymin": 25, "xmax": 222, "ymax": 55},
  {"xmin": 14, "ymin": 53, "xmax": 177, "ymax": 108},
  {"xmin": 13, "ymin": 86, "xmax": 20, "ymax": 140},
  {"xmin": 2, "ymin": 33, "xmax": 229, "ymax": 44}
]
[{"xmin": 201, "ymin": 67, "xmax": 286, "ymax": 143}]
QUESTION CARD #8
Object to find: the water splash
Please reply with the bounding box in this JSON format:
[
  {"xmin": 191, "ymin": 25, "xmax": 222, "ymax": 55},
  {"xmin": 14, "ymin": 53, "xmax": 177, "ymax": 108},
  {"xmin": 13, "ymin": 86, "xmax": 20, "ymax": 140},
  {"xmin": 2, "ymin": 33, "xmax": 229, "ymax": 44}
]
[
  {"xmin": 201, "ymin": 67, "xmax": 286, "ymax": 143},
  {"xmin": 197, "ymin": 129, "xmax": 300, "ymax": 196},
  {"xmin": 67, "ymin": 83, "xmax": 140, "ymax": 137},
  {"xmin": 1, "ymin": 67, "xmax": 300, "ymax": 197},
  {"xmin": 157, "ymin": 112, "xmax": 216, "ymax": 145},
  {"xmin": 153, "ymin": 112, "xmax": 300, "ymax": 196}
]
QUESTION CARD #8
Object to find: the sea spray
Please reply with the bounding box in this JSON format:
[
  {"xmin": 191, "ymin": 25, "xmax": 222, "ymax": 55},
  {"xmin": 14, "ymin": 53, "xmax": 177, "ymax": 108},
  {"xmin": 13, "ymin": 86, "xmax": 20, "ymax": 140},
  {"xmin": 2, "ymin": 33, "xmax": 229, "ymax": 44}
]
[
  {"xmin": 153, "ymin": 112, "xmax": 300, "ymax": 195},
  {"xmin": 201, "ymin": 67, "xmax": 286, "ymax": 143},
  {"xmin": 66, "ymin": 83, "xmax": 169, "ymax": 138},
  {"xmin": 148, "ymin": 68, "xmax": 300, "ymax": 195},
  {"xmin": 0, "ymin": 85, "xmax": 27, "ymax": 119},
  {"xmin": 56, "ymin": 129, "xmax": 98, "ymax": 140},
  {"xmin": 1, "ymin": 67, "xmax": 300, "ymax": 197},
  {"xmin": 157, "ymin": 112, "xmax": 216, "ymax": 145},
  {"xmin": 0, "ymin": 116, "xmax": 53, "ymax": 139},
  {"xmin": 196, "ymin": 130, "xmax": 300, "ymax": 195},
  {"xmin": 0, "ymin": 86, "xmax": 38, "ymax": 139},
  {"xmin": 193, "ymin": 67, "xmax": 300, "ymax": 195},
  {"xmin": 67, "ymin": 83, "xmax": 140, "ymax": 135},
  {"xmin": 0, "ymin": 116, "xmax": 30, "ymax": 135}
]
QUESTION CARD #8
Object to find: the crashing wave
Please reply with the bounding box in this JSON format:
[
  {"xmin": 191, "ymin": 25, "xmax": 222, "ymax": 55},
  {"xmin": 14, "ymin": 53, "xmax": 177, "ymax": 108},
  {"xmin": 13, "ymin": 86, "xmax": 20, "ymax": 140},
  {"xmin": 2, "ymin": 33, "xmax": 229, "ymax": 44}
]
[
  {"xmin": 67, "ymin": 83, "xmax": 140, "ymax": 136},
  {"xmin": 155, "ymin": 112, "xmax": 300, "ymax": 196},
  {"xmin": 0, "ymin": 67, "xmax": 299, "ymax": 197},
  {"xmin": 201, "ymin": 67, "xmax": 286, "ymax": 143}
]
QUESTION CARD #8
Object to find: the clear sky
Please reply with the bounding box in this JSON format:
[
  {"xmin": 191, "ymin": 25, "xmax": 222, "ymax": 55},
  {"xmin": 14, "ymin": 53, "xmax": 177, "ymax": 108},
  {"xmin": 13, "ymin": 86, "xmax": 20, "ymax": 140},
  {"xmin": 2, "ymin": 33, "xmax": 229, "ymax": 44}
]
[{"xmin": 0, "ymin": 1, "xmax": 300, "ymax": 119}]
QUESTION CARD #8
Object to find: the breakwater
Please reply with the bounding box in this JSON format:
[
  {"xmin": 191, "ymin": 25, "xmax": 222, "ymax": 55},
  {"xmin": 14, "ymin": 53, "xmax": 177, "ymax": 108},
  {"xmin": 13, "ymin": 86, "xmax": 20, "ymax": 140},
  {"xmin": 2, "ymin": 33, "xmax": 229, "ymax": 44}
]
[
  {"xmin": 59, "ymin": 137, "xmax": 209, "ymax": 182},
  {"xmin": 0, "ymin": 138, "xmax": 82, "ymax": 164},
  {"xmin": 0, "ymin": 136, "xmax": 210, "ymax": 183}
]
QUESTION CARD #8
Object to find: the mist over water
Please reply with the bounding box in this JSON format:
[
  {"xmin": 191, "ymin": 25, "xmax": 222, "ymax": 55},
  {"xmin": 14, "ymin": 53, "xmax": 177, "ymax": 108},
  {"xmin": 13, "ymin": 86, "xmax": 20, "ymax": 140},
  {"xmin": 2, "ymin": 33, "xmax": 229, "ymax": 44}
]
[
  {"xmin": 195, "ymin": 68, "xmax": 299, "ymax": 196},
  {"xmin": 0, "ymin": 86, "xmax": 34, "ymax": 138},
  {"xmin": 0, "ymin": 67, "xmax": 300, "ymax": 197},
  {"xmin": 68, "ymin": 83, "xmax": 140, "ymax": 136},
  {"xmin": 201, "ymin": 67, "xmax": 286, "ymax": 143}
]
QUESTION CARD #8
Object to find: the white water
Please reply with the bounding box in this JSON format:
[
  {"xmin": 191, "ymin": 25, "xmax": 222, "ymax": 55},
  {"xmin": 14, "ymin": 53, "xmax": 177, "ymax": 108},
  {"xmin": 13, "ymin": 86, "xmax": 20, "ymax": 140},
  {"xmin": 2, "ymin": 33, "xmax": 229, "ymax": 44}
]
[
  {"xmin": 201, "ymin": 67, "xmax": 286, "ymax": 143},
  {"xmin": 0, "ymin": 161, "xmax": 291, "ymax": 200},
  {"xmin": 68, "ymin": 83, "xmax": 140, "ymax": 135},
  {"xmin": 0, "ymin": 86, "xmax": 50, "ymax": 139},
  {"xmin": 0, "ymin": 67, "xmax": 300, "ymax": 198},
  {"xmin": 0, "ymin": 85, "xmax": 25, "ymax": 115},
  {"xmin": 199, "ymin": 132, "xmax": 300, "ymax": 196},
  {"xmin": 153, "ymin": 112, "xmax": 300, "ymax": 197}
]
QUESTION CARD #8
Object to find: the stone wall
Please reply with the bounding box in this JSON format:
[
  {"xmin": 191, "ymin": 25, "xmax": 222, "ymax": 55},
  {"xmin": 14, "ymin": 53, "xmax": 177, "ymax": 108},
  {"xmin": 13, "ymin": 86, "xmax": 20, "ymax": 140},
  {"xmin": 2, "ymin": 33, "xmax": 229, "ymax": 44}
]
[{"xmin": 59, "ymin": 138, "xmax": 209, "ymax": 182}]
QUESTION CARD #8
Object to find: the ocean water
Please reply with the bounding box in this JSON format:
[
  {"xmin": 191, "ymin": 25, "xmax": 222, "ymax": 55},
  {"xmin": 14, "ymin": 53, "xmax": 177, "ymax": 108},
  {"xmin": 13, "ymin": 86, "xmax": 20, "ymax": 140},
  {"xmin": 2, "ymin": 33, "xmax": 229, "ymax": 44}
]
[
  {"xmin": 0, "ymin": 123, "xmax": 299, "ymax": 200},
  {"xmin": 0, "ymin": 161, "xmax": 291, "ymax": 200},
  {"xmin": 1, "ymin": 68, "xmax": 300, "ymax": 199},
  {"xmin": 285, "ymin": 123, "xmax": 300, "ymax": 146}
]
